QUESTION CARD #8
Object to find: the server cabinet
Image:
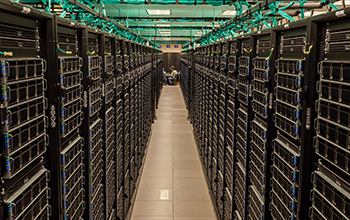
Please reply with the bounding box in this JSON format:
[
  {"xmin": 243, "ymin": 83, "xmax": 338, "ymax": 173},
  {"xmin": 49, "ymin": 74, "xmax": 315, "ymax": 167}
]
[
  {"xmin": 0, "ymin": 10, "xmax": 51, "ymax": 220},
  {"xmin": 247, "ymin": 32, "xmax": 275, "ymax": 220},
  {"xmin": 48, "ymin": 18, "xmax": 87, "ymax": 220},
  {"xmin": 270, "ymin": 20, "xmax": 317, "ymax": 220},
  {"xmin": 225, "ymin": 39, "xmax": 239, "ymax": 220},
  {"xmin": 310, "ymin": 10, "xmax": 350, "ymax": 220},
  {"xmin": 102, "ymin": 35, "xmax": 116, "ymax": 220},
  {"xmin": 81, "ymin": 30, "xmax": 104, "ymax": 220},
  {"xmin": 115, "ymin": 38, "xmax": 124, "ymax": 220},
  {"xmin": 234, "ymin": 37, "xmax": 255, "ymax": 220}
]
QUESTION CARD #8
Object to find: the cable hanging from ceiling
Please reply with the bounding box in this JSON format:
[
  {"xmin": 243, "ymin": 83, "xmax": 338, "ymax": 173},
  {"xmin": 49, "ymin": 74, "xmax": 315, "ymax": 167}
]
[
  {"xmin": 17, "ymin": 0, "xmax": 159, "ymax": 47},
  {"xmin": 183, "ymin": 0, "xmax": 340, "ymax": 49},
  {"xmin": 103, "ymin": 0, "xmax": 232, "ymax": 6}
]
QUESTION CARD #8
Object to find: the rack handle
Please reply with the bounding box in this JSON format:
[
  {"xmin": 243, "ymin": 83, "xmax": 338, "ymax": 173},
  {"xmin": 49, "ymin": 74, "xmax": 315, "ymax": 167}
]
[
  {"xmin": 315, "ymin": 100, "xmax": 320, "ymax": 112},
  {"xmin": 47, "ymin": 205, "xmax": 52, "ymax": 217},
  {"xmin": 47, "ymin": 188, "xmax": 52, "ymax": 199},
  {"xmin": 43, "ymin": 79, "xmax": 48, "ymax": 91},
  {"xmin": 294, "ymin": 93, "xmax": 300, "ymax": 103},
  {"xmin": 309, "ymin": 189, "xmax": 315, "ymax": 201},
  {"xmin": 5, "ymin": 61, "xmax": 10, "ymax": 77},
  {"xmin": 314, "ymin": 118, "xmax": 319, "ymax": 131},
  {"xmin": 7, "ymin": 109, "xmax": 12, "ymax": 126},
  {"xmin": 42, "ymin": 59, "xmax": 47, "ymax": 72},
  {"xmin": 11, "ymin": 203, "xmax": 17, "ymax": 218},
  {"xmin": 45, "ymin": 134, "xmax": 49, "ymax": 146},
  {"xmin": 309, "ymin": 207, "xmax": 314, "ymax": 218},
  {"xmin": 316, "ymin": 81, "xmax": 321, "ymax": 93},
  {"xmin": 6, "ymin": 85, "xmax": 11, "ymax": 101},
  {"xmin": 264, "ymin": 71, "xmax": 269, "ymax": 80},
  {"xmin": 8, "ymin": 157, "xmax": 14, "ymax": 172},
  {"xmin": 44, "ymin": 116, "xmax": 49, "ymax": 128}
]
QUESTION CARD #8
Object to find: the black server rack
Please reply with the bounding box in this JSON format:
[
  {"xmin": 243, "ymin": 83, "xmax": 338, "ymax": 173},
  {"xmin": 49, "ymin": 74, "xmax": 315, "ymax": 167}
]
[
  {"xmin": 225, "ymin": 39, "xmax": 238, "ymax": 220},
  {"xmin": 102, "ymin": 35, "xmax": 116, "ymax": 220},
  {"xmin": 234, "ymin": 37, "xmax": 255, "ymax": 220},
  {"xmin": 181, "ymin": 50, "xmax": 194, "ymax": 122},
  {"xmin": 122, "ymin": 40, "xmax": 131, "ymax": 218},
  {"xmin": 53, "ymin": 21, "xmax": 86, "ymax": 220},
  {"xmin": 155, "ymin": 51, "xmax": 163, "ymax": 111},
  {"xmin": 247, "ymin": 32, "xmax": 275, "ymax": 220},
  {"xmin": 211, "ymin": 44, "xmax": 220, "ymax": 207},
  {"xmin": 216, "ymin": 41, "xmax": 227, "ymax": 219},
  {"xmin": 310, "ymin": 11, "xmax": 350, "ymax": 220},
  {"xmin": 270, "ymin": 21, "xmax": 316, "ymax": 220},
  {"xmin": 82, "ymin": 30, "xmax": 104, "ymax": 220},
  {"xmin": 0, "ymin": 11, "xmax": 51, "ymax": 220},
  {"xmin": 115, "ymin": 38, "xmax": 124, "ymax": 220}
]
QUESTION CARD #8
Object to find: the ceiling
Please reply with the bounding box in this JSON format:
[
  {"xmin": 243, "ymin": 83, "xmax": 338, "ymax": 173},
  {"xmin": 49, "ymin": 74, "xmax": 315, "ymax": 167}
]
[{"xmin": 105, "ymin": 3, "xmax": 250, "ymax": 43}]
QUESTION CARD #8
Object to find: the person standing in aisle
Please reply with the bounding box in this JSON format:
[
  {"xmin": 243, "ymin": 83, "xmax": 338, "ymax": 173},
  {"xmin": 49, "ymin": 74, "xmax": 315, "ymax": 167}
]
[{"xmin": 170, "ymin": 66, "xmax": 179, "ymax": 85}]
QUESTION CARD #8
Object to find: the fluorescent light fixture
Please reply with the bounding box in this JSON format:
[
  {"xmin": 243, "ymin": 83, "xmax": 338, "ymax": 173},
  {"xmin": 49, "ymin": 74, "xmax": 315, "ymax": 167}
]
[
  {"xmin": 194, "ymin": 34, "xmax": 202, "ymax": 37},
  {"xmin": 206, "ymin": 24, "xmax": 220, "ymax": 27},
  {"xmin": 160, "ymin": 32, "xmax": 171, "ymax": 36},
  {"xmin": 334, "ymin": 0, "xmax": 350, "ymax": 5},
  {"xmin": 156, "ymin": 24, "xmax": 171, "ymax": 27},
  {"xmin": 163, "ymin": 38, "xmax": 172, "ymax": 41},
  {"xmin": 304, "ymin": 11, "xmax": 325, "ymax": 16},
  {"xmin": 221, "ymin": 10, "xmax": 236, "ymax": 16},
  {"xmin": 147, "ymin": 10, "xmax": 171, "ymax": 15}
]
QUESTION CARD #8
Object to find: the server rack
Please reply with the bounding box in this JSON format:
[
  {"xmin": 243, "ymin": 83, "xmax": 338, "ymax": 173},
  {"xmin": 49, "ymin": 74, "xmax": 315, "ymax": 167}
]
[
  {"xmin": 247, "ymin": 32, "xmax": 275, "ymax": 220},
  {"xmin": 0, "ymin": 10, "xmax": 51, "ymax": 220},
  {"xmin": 79, "ymin": 29, "xmax": 104, "ymax": 220},
  {"xmin": 270, "ymin": 20, "xmax": 317, "ymax": 220},
  {"xmin": 310, "ymin": 9, "xmax": 350, "ymax": 220},
  {"xmin": 216, "ymin": 41, "xmax": 227, "ymax": 219},
  {"xmin": 101, "ymin": 35, "xmax": 116, "ymax": 220},
  {"xmin": 225, "ymin": 39, "xmax": 238, "ymax": 220},
  {"xmin": 115, "ymin": 38, "xmax": 124, "ymax": 220},
  {"xmin": 47, "ymin": 18, "xmax": 87, "ymax": 220},
  {"xmin": 122, "ymin": 40, "xmax": 131, "ymax": 218},
  {"xmin": 233, "ymin": 37, "xmax": 255, "ymax": 220}
]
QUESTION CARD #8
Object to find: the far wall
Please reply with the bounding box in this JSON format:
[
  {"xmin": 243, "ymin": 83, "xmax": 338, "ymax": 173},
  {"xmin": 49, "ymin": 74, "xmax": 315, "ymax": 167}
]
[{"xmin": 160, "ymin": 44, "xmax": 183, "ymax": 52}]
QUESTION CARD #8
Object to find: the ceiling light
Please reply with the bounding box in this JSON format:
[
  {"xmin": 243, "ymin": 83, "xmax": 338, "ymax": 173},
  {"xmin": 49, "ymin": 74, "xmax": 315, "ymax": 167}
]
[
  {"xmin": 147, "ymin": 10, "xmax": 171, "ymax": 15},
  {"xmin": 334, "ymin": 0, "xmax": 350, "ymax": 5},
  {"xmin": 160, "ymin": 32, "xmax": 171, "ymax": 36},
  {"xmin": 194, "ymin": 34, "xmax": 202, "ymax": 37},
  {"xmin": 206, "ymin": 24, "xmax": 220, "ymax": 27},
  {"xmin": 304, "ymin": 11, "xmax": 325, "ymax": 16},
  {"xmin": 221, "ymin": 10, "xmax": 236, "ymax": 16},
  {"xmin": 156, "ymin": 24, "xmax": 171, "ymax": 27},
  {"xmin": 163, "ymin": 38, "xmax": 171, "ymax": 41}
]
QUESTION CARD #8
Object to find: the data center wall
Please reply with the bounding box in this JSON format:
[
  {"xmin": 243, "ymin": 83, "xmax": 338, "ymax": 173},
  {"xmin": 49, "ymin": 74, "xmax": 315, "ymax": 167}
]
[{"xmin": 0, "ymin": 5, "xmax": 162, "ymax": 220}]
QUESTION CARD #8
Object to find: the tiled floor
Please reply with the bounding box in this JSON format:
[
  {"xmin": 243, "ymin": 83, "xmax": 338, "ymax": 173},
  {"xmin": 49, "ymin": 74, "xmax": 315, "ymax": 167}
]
[{"xmin": 131, "ymin": 85, "xmax": 217, "ymax": 220}]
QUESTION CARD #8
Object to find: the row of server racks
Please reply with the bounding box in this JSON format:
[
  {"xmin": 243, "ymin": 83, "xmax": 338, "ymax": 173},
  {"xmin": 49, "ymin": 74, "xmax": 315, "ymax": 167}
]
[
  {"xmin": 181, "ymin": 7, "xmax": 350, "ymax": 220},
  {"xmin": 0, "ymin": 2, "xmax": 164, "ymax": 220}
]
